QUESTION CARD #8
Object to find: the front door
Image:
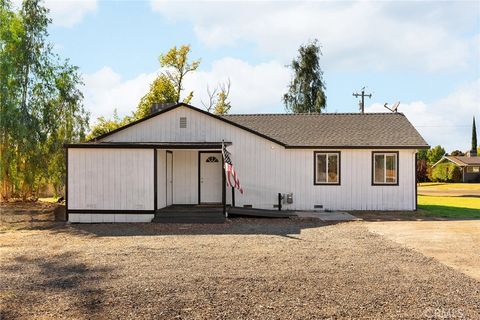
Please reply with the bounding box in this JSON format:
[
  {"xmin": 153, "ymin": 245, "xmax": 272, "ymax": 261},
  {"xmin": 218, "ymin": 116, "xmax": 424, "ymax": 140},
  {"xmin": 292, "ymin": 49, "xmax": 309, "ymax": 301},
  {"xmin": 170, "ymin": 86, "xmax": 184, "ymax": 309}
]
[
  {"xmin": 199, "ymin": 152, "xmax": 222, "ymax": 204},
  {"xmin": 166, "ymin": 151, "xmax": 173, "ymax": 206}
]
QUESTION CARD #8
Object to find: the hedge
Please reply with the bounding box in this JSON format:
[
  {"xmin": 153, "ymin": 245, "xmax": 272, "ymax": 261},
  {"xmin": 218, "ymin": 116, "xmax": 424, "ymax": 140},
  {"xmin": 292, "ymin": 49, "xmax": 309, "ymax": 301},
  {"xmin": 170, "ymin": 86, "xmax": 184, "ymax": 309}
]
[{"xmin": 430, "ymin": 162, "xmax": 462, "ymax": 182}]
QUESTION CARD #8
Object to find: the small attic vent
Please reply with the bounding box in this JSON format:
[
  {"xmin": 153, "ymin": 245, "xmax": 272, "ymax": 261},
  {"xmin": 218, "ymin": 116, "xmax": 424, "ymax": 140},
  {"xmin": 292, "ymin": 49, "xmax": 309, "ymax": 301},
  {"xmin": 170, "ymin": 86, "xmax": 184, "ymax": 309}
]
[{"xmin": 179, "ymin": 117, "xmax": 187, "ymax": 128}]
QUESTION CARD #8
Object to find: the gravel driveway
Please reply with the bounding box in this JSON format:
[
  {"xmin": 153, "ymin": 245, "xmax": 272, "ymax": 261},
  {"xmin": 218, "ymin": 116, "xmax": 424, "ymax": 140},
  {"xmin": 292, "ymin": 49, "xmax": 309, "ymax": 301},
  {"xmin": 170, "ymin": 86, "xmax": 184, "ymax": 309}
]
[{"xmin": 1, "ymin": 210, "xmax": 479, "ymax": 320}]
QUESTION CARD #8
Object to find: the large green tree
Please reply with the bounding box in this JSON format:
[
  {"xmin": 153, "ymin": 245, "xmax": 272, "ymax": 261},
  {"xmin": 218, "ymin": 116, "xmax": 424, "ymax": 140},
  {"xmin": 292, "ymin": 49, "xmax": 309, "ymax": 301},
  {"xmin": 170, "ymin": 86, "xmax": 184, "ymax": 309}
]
[
  {"xmin": 283, "ymin": 39, "xmax": 326, "ymax": 113},
  {"xmin": 159, "ymin": 45, "xmax": 200, "ymax": 103},
  {"xmin": 427, "ymin": 145, "xmax": 446, "ymax": 165},
  {"xmin": 135, "ymin": 74, "xmax": 177, "ymax": 119},
  {"xmin": 0, "ymin": 0, "xmax": 88, "ymax": 199},
  {"xmin": 88, "ymin": 45, "xmax": 200, "ymax": 138}
]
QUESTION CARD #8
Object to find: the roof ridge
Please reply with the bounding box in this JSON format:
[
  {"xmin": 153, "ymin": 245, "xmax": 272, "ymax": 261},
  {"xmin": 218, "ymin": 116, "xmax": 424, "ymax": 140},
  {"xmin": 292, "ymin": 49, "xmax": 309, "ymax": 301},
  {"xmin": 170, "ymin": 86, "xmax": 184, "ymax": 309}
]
[{"xmin": 223, "ymin": 112, "xmax": 404, "ymax": 116}]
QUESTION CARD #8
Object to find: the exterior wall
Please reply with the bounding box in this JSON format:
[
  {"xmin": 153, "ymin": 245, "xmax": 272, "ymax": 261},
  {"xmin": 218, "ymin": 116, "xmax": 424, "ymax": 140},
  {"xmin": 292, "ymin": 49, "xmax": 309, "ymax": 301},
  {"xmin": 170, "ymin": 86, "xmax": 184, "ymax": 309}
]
[
  {"xmin": 463, "ymin": 168, "xmax": 480, "ymax": 183},
  {"xmin": 68, "ymin": 213, "xmax": 154, "ymax": 223},
  {"xmin": 100, "ymin": 106, "xmax": 417, "ymax": 211},
  {"xmin": 68, "ymin": 148, "xmax": 155, "ymax": 223}
]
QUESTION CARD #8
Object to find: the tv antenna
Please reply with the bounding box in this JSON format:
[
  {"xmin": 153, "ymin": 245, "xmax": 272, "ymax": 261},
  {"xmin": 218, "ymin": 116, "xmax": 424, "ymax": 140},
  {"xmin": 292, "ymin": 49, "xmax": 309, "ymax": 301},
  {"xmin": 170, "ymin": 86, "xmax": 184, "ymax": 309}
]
[
  {"xmin": 352, "ymin": 87, "xmax": 372, "ymax": 113},
  {"xmin": 384, "ymin": 101, "xmax": 400, "ymax": 112}
]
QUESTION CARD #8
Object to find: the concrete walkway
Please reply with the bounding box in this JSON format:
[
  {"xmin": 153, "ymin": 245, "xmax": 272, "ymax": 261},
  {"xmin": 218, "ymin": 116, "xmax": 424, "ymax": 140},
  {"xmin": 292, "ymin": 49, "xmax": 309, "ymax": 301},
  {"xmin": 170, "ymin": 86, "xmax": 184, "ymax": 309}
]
[{"xmin": 296, "ymin": 211, "xmax": 361, "ymax": 222}]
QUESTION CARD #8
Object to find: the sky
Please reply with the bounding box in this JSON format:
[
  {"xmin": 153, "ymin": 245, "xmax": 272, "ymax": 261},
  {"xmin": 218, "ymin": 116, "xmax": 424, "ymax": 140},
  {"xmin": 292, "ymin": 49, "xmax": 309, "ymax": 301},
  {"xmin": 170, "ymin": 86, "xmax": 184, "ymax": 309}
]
[{"xmin": 38, "ymin": 0, "xmax": 480, "ymax": 151}]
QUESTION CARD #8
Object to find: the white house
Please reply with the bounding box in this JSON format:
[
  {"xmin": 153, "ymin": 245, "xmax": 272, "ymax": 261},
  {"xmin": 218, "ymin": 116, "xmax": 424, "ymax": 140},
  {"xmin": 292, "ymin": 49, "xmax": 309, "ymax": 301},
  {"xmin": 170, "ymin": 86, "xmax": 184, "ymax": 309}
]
[{"xmin": 65, "ymin": 103, "xmax": 429, "ymax": 223}]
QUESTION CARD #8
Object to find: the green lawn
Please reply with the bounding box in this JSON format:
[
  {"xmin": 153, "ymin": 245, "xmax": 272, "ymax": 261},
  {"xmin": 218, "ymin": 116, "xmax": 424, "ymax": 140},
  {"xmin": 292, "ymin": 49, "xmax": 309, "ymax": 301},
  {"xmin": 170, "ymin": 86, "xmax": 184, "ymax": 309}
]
[
  {"xmin": 418, "ymin": 182, "xmax": 480, "ymax": 191},
  {"xmin": 418, "ymin": 195, "xmax": 480, "ymax": 218}
]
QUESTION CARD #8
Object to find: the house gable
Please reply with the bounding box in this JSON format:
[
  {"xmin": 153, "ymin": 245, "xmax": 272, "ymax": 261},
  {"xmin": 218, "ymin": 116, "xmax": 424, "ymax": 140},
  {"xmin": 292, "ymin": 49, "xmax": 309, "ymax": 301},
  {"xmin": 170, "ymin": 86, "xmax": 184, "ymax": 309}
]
[{"xmin": 93, "ymin": 103, "xmax": 285, "ymax": 146}]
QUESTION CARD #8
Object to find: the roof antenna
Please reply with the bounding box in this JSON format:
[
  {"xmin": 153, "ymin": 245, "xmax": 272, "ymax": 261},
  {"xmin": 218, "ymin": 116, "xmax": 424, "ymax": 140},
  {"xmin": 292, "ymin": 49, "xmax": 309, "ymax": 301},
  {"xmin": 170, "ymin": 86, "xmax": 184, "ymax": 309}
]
[
  {"xmin": 352, "ymin": 87, "xmax": 372, "ymax": 113},
  {"xmin": 384, "ymin": 101, "xmax": 400, "ymax": 112}
]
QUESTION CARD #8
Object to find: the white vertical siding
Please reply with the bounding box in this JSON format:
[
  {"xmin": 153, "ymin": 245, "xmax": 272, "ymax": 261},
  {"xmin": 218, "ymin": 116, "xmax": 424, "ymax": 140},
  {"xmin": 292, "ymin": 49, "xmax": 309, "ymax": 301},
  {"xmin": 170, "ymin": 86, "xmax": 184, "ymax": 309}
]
[
  {"xmin": 68, "ymin": 148, "xmax": 154, "ymax": 210},
  {"xmin": 82, "ymin": 106, "xmax": 418, "ymax": 211},
  {"xmin": 172, "ymin": 150, "xmax": 198, "ymax": 204}
]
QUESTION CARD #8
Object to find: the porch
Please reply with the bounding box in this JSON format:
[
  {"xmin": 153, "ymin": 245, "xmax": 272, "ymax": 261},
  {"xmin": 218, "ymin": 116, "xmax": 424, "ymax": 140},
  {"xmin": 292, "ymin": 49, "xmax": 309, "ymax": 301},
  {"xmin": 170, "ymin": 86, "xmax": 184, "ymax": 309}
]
[{"xmin": 153, "ymin": 205, "xmax": 296, "ymax": 224}]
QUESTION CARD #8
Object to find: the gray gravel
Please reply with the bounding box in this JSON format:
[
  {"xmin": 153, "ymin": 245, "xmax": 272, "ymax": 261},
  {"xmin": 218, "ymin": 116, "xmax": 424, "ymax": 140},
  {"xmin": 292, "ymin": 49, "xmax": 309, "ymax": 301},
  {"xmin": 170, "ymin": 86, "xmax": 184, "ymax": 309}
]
[{"xmin": 0, "ymin": 206, "xmax": 479, "ymax": 319}]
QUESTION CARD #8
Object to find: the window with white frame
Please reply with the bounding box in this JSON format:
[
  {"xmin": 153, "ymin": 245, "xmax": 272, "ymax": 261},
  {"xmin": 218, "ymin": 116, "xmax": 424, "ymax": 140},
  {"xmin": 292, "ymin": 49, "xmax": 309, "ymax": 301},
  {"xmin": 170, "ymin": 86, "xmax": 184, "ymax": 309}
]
[
  {"xmin": 314, "ymin": 152, "xmax": 340, "ymax": 185},
  {"xmin": 373, "ymin": 152, "xmax": 398, "ymax": 185}
]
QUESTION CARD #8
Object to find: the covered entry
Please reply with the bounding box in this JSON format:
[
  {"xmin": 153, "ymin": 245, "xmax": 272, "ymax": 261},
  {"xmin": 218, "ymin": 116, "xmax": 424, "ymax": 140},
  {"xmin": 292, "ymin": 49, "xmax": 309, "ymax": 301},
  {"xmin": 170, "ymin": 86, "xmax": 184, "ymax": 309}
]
[
  {"xmin": 155, "ymin": 142, "xmax": 230, "ymax": 210},
  {"xmin": 65, "ymin": 141, "xmax": 231, "ymax": 223}
]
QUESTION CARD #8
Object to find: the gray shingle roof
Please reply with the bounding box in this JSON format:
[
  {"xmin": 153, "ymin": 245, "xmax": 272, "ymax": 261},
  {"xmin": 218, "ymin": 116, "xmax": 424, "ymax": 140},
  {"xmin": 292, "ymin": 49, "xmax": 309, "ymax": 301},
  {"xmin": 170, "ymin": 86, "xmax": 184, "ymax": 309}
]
[
  {"xmin": 444, "ymin": 156, "xmax": 480, "ymax": 166},
  {"xmin": 222, "ymin": 112, "xmax": 429, "ymax": 148}
]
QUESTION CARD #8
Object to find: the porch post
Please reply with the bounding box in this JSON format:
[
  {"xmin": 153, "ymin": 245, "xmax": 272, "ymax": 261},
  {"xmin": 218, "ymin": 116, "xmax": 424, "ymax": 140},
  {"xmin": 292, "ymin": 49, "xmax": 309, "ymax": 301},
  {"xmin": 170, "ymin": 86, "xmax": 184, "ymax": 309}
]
[{"xmin": 222, "ymin": 156, "xmax": 227, "ymax": 217}]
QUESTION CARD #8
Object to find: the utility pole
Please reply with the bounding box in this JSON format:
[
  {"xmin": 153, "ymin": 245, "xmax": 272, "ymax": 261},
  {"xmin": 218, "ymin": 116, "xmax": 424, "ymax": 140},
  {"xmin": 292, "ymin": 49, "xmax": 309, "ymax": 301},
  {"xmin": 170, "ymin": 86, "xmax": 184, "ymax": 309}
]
[{"xmin": 352, "ymin": 87, "xmax": 372, "ymax": 113}]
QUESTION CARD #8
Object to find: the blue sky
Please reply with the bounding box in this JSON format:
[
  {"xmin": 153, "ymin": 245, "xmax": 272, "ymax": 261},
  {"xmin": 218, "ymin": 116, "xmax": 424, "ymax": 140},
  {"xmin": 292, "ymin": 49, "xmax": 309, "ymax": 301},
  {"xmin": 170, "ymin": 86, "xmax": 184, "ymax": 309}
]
[{"xmin": 42, "ymin": 0, "xmax": 479, "ymax": 151}]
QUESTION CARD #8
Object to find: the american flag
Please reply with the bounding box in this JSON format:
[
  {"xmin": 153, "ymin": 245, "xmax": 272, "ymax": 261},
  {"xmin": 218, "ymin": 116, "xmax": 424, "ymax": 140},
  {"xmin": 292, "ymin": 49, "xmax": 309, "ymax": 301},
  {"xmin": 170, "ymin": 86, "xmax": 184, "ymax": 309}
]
[{"xmin": 222, "ymin": 142, "xmax": 243, "ymax": 194}]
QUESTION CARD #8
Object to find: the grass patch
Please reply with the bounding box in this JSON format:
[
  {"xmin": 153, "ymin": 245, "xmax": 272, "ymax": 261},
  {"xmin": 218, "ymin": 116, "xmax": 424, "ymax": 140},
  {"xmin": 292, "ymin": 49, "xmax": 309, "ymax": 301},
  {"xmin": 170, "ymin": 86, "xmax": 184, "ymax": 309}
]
[
  {"xmin": 38, "ymin": 197, "xmax": 59, "ymax": 203},
  {"xmin": 418, "ymin": 195, "xmax": 480, "ymax": 218},
  {"xmin": 418, "ymin": 183, "xmax": 480, "ymax": 191}
]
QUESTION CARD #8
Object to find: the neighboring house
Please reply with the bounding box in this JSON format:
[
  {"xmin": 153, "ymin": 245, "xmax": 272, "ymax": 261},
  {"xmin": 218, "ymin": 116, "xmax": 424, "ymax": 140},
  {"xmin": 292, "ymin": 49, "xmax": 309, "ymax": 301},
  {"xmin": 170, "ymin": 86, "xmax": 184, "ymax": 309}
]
[
  {"xmin": 433, "ymin": 154, "xmax": 480, "ymax": 183},
  {"xmin": 65, "ymin": 103, "xmax": 429, "ymax": 223}
]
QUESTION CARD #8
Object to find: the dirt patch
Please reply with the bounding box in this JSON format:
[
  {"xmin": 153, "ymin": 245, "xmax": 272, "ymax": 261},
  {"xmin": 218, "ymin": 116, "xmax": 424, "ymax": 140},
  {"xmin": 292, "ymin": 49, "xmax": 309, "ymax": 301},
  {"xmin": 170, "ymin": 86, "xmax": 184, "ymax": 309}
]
[
  {"xmin": 1, "ymin": 203, "xmax": 479, "ymax": 319},
  {"xmin": 366, "ymin": 220, "xmax": 480, "ymax": 281},
  {"xmin": 0, "ymin": 201, "xmax": 65, "ymax": 233}
]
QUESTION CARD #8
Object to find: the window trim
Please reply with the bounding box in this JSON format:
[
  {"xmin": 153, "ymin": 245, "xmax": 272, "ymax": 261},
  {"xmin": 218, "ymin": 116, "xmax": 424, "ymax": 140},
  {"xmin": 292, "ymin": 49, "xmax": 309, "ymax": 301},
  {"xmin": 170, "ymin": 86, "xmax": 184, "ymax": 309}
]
[
  {"xmin": 371, "ymin": 151, "xmax": 399, "ymax": 186},
  {"xmin": 314, "ymin": 151, "xmax": 341, "ymax": 186}
]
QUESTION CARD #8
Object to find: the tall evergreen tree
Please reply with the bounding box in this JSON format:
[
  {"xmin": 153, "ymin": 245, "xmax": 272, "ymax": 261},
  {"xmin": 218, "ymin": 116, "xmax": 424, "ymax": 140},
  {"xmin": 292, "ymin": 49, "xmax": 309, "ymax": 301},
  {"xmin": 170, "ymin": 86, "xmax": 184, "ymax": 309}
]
[
  {"xmin": 472, "ymin": 116, "xmax": 477, "ymax": 153},
  {"xmin": 283, "ymin": 39, "xmax": 326, "ymax": 113}
]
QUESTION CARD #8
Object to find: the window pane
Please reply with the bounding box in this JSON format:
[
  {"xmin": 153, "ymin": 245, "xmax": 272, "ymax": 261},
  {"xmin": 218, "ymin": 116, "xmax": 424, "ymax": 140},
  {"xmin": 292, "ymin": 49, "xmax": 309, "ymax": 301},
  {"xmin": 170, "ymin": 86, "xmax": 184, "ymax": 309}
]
[
  {"xmin": 385, "ymin": 154, "xmax": 397, "ymax": 183},
  {"xmin": 316, "ymin": 154, "xmax": 327, "ymax": 183},
  {"xmin": 473, "ymin": 167, "xmax": 480, "ymax": 173},
  {"xmin": 374, "ymin": 154, "xmax": 385, "ymax": 183},
  {"xmin": 328, "ymin": 154, "xmax": 338, "ymax": 183}
]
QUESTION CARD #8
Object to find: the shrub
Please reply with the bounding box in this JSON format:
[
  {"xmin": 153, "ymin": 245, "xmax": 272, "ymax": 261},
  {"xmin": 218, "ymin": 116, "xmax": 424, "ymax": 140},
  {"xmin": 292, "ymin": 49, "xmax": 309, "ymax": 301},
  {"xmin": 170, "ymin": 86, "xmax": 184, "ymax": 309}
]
[
  {"xmin": 416, "ymin": 159, "xmax": 429, "ymax": 182},
  {"xmin": 431, "ymin": 163, "xmax": 462, "ymax": 182}
]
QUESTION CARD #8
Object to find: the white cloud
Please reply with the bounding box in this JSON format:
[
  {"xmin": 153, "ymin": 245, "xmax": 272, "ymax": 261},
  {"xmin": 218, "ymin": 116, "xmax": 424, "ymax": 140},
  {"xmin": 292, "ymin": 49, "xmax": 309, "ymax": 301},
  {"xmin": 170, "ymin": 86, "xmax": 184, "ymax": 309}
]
[
  {"xmin": 83, "ymin": 58, "xmax": 289, "ymax": 125},
  {"xmin": 83, "ymin": 66, "xmax": 157, "ymax": 121},
  {"xmin": 44, "ymin": 0, "xmax": 97, "ymax": 27},
  {"xmin": 185, "ymin": 57, "xmax": 290, "ymax": 114},
  {"xmin": 151, "ymin": 1, "xmax": 478, "ymax": 72},
  {"xmin": 366, "ymin": 79, "xmax": 480, "ymax": 152}
]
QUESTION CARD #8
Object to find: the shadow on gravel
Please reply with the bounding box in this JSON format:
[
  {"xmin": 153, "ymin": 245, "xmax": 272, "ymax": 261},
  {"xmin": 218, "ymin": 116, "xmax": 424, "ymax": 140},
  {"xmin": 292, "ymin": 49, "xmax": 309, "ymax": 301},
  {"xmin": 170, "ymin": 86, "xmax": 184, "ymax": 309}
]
[
  {"xmin": 64, "ymin": 218, "xmax": 337, "ymax": 238},
  {"xmin": 0, "ymin": 251, "xmax": 113, "ymax": 319}
]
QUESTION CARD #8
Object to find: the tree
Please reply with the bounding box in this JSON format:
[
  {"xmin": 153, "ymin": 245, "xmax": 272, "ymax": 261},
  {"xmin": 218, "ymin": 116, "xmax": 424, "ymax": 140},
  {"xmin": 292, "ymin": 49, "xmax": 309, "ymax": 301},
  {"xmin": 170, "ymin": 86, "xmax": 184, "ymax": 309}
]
[
  {"xmin": 86, "ymin": 110, "xmax": 129, "ymax": 141},
  {"xmin": 472, "ymin": 116, "xmax": 477, "ymax": 152},
  {"xmin": 427, "ymin": 145, "xmax": 446, "ymax": 165},
  {"xmin": 0, "ymin": 0, "xmax": 88, "ymax": 199},
  {"xmin": 159, "ymin": 45, "xmax": 200, "ymax": 103},
  {"xmin": 135, "ymin": 74, "xmax": 177, "ymax": 119},
  {"xmin": 283, "ymin": 39, "xmax": 326, "ymax": 113},
  {"xmin": 416, "ymin": 158, "xmax": 428, "ymax": 182},
  {"xmin": 417, "ymin": 149, "xmax": 428, "ymax": 161},
  {"xmin": 201, "ymin": 79, "xmax": 232, "ymax": 115},
  {"xmin": 86, "ymin": 45, "xmax": 201, "ymax": 140}
]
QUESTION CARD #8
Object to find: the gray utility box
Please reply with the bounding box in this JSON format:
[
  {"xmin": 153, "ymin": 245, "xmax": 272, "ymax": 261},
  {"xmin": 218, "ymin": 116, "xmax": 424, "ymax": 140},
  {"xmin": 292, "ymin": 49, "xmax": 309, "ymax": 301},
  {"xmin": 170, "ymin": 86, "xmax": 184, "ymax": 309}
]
[{"xmin": 284, "ymin": 193, "xmax": 293, "ymax": 204}]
